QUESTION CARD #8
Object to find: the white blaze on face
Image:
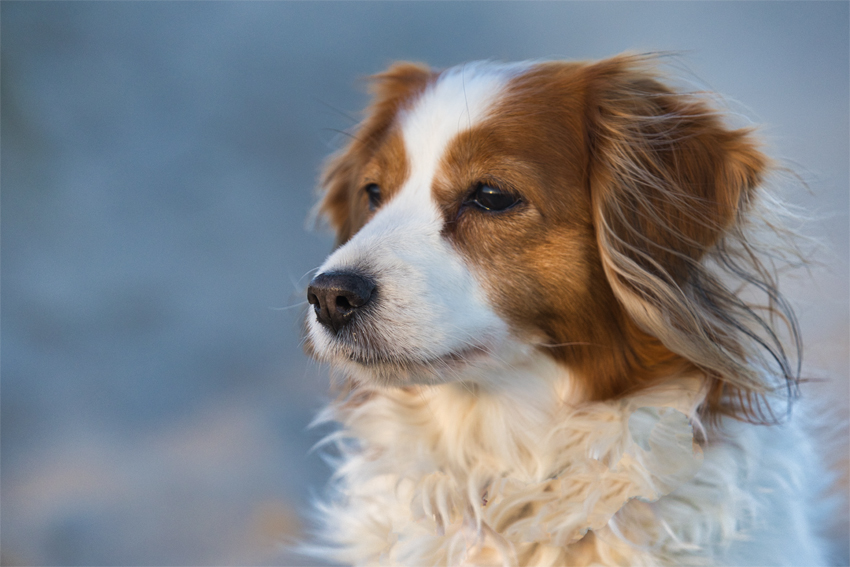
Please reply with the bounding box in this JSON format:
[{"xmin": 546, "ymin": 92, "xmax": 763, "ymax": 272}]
[{"xmin": 310, "ymin": 63, "xmax": 530, "ymax": 378}]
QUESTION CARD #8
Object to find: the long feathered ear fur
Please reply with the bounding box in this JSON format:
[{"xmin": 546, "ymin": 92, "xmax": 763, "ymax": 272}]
[
  {"xmin": 317, "ymin": 62, "xmax": 433, "ymax": 245},
  {"xmin": 586, "ymin": 54, "xmax": 803, "ymax": 423}
]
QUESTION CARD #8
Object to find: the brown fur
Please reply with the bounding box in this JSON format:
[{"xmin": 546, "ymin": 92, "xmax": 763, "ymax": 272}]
[
  {"xmin": 320, "ymin": 62, "xmax": 433, "ymax": 244},
  {"xmin": 433, "ymin": 61, "xmax": 696, "ymax": 404}
]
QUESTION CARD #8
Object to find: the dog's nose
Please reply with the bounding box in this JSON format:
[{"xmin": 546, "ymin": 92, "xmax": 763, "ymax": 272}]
[{"xmin": 307, "ymin": 272, "xmax": 376, "ymax": 333}]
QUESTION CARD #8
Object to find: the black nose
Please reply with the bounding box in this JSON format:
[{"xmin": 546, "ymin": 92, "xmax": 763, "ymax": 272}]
[{"xmin": 307, "ymin": 272, "xmax": 376, "ymax": 333}]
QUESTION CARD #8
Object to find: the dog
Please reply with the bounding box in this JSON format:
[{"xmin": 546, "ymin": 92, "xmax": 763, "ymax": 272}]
[{"xmin": 302, "ymin": 54, "xmax": 833, "ymax": 566}]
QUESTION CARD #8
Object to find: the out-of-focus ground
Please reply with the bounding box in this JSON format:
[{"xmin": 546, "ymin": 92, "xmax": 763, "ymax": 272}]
[{"xmin": 2, "ymin": 3, "xmax": 847, "ymax": 566}]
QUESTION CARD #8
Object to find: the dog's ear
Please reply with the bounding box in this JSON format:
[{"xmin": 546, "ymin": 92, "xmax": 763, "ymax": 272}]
[
  {"xmin": 586, "ymin": 55, "xmax": 767, "ymax": 285},
  {"xmin": 318, "ymin": 62, "xmax": 433, "ymax": 244},
  {"xmin": 585, "ymin": 55, "xmax": 785, "ymax": 418}
]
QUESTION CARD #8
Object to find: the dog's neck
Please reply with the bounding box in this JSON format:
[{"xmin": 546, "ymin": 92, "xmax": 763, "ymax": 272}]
[
  {"xmin": 406, "ymin": 358, "xmax": 572, "ymax": 482},
  {"xmin": 319, "ymin": 363, "xmax": 706, "ymax": 563},
  {"xmin": 328, "ymin": 357, "xmax": 703, "ymax": 486}
]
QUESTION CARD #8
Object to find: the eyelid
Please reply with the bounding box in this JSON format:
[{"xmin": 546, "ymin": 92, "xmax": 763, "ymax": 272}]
[{"xmin": 465, "ymin": 180, "xmax": 520, "ymax": 200}]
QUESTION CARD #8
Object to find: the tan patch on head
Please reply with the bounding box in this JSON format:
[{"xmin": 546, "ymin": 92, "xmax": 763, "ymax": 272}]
[
  {"xmin": 436, "ymin": 58, "xmax": 774, "ymax": 406},
  {"xmin": 319, "ymin": 63, "xmax": 434, "ymax": 244},
  {"xmin": 432, "ymin": 62, "xmax": 680, "ymax": 402}
]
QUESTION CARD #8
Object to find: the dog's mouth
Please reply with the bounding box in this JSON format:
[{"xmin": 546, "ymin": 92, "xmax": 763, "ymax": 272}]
[
  {"xmin": 343, "ymin": 343, "xmax": 491, "ymax": 368},
  {"xmin": 332, "ymin": 342, "xmax": 496, "ymax": 386}
]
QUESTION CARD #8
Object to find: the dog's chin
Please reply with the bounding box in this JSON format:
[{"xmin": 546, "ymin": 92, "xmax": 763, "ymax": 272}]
[{"xmin": 316, "ymin": 341, "xmax": 498, "ymax": 387}]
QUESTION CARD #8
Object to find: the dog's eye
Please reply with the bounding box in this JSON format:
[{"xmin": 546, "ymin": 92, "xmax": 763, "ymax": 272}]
[
  {"xmin": 469, "ymin": 183, "xmax": 521, "ymax": 212},
  {"xmin": 364, "ymin": 183, "xmax": 381, "ymax": 211}
]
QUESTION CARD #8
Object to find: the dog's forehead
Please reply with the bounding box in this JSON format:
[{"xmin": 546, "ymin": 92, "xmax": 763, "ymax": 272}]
[{"xmin": 393, "ymin": 62, "xmax": 530, "ymax": 208}]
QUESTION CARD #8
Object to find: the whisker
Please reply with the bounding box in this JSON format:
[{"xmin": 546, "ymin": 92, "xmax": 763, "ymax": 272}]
[
  {"xmin": 269, "ymin": 301, "xmax": 309, "ymax": 312},
  {"xmin": 537, "ymin": 341, "xmax": 605, "ymax": 349},
  {"xmin": 287, "ymin": 267, "xmax": 322, "ymax": 295},
  {"xmin": 322, "ymin": 128, "xmax": 363, "ymax": 143},
  {"xmin": 315, "ymin": 98, "xmax": 359, "ymax": 124}
]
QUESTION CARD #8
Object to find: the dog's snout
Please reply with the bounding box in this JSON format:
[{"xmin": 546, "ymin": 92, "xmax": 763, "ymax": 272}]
[{"xmin": 307, "ymin": 272, "xmax": 376, "ymax": 333}]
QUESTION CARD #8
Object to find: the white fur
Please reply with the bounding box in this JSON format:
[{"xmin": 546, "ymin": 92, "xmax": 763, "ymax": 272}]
[{"xmin": 307, "ymin": 379, "xmax": 831, "ymax": 566}]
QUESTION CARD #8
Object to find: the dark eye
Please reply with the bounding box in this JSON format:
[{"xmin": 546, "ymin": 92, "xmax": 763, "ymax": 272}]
[
  {"xmin": 469, "ymin": 183, "xmax": 521, "ymax": 212},
  {"xmin": 364, "ymin": 183, "xmax": 381, "ymax": 211}
]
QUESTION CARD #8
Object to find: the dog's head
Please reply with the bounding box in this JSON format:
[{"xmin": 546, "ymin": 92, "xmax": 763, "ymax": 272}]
[{"xmin": 306, "ymin": 55, "xmax": 798, "ymax": 419}]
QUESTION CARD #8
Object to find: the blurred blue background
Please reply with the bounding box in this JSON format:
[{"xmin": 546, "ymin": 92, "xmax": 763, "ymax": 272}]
[{"xmin": 2, "ymin": 2, "xmax": 847, "ymax": 565}]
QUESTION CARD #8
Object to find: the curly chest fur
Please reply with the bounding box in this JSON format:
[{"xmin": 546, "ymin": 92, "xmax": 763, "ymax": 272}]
[{"xmin": 309, "ymin": 377, "xmax": 827, "ymax": 567}]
